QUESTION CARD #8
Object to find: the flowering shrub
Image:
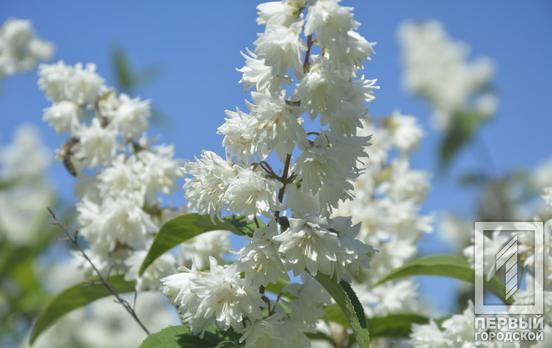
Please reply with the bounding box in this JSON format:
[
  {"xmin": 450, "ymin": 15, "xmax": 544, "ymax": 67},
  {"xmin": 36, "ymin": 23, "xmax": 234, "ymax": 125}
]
[{"xmin": 1, "ymin": 1, "xmax": 551, "ymax": 348}]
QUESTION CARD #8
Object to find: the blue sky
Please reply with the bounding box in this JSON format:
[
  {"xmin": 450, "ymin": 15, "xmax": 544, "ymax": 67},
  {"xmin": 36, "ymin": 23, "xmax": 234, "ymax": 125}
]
[{"xmin": 1, "ymin": 0, "xmax": 551, "ymax": 314}]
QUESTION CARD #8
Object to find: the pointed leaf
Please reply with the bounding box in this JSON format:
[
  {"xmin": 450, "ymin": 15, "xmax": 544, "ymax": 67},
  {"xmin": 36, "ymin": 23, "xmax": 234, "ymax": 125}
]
[
  {"xmin": 139, "ymin": 214, "xmax": 257, "ymax": 275},
  {"xmin": 315, "ymin": 273, "xmax": 370, "ymax": 346},
  {"xmin": 30, "ymin": 276, "xmax": 135, "ymax": 345},
  {"xmin": 375, "ymin": 255, "xmax": 510, "ymax": 303}
]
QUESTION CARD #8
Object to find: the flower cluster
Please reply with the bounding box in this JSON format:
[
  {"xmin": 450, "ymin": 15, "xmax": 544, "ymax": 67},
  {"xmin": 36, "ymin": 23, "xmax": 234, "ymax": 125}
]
[
  {"xmin": 163, "ymin": 0, "xmax": 377, "ymax": 345},
  {"xmin": 334, "ymin": 111, "xmax": 433, "ymax": 318},
  {"xmin": 0, "ymin": 18, "xmax": 53, "ymax": 80},
  {"xmin": 398, "ymin": 20, "xmax": 497, "ymax": 130},
  {"xmin": 0, "ymin": 125, "xmax": 53, "ymax": 246},
  {"xmin": 38, "ymin": 61, "xmax": 185, "ymax": 291}
]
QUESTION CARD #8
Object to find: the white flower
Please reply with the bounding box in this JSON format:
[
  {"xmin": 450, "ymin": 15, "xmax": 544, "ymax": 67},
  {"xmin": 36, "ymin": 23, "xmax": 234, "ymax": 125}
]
[
  {"xmin": 162, "ymin": 258, "xmax": 264, "ymax": 333},
  {"xmin": 125, "ymin": 250, "xmax": 176, "ymax": 291},
  {"xmin": 274, "ymin": 217, "xmax": 340, "ymax": 277},
  {"xmin": 74, "ymin": 118, "xmax": 117, "ymax": 167},
  {"xmin": 109, "ymin": 94, "xmax": 151, "ymax": 138},
  {"xmin": 179, "ymin": 230, "xmax": 231, "ymax": 270},
  {"xmin": 356, "ymin": 280, "xmax": 420, "ymax": 317},
  {"xmin": 237, "ymin": 224, "xmax": 288, "ymax": 286},
  {"xmin": 225, "ymin": 167, "xmax": 281, "ymax": 217},
  {"xmin": 385, "ymin": 110, "xmax": 423, "ymax": 152},
  {"xmin": 245, "ymin": 91, "xmax": 304, "ymax": 160},
  {"xmin": 441, "ymin": 301, "xmax": 476, "ymax": 347},
  {"xmin": 184, "ymin": 151, "xmax": 236, "ymax": 216},
  {"xmin": 284, "ymin": 275, "xmax": 330, "ymax": 325},
  {"xmin": 398, "ymin": 20, "xmax": 496, "ymax": 130},
  {"xmin": 241, "ymin": 314, "xmax": 310, "ymax": 348},
  {"xmin": 222, "ymin": 91, "xmax": 305, "ymax": 163},
  {"xmin": 256, "ymin": 1, "xmax": 306, "ymax": 27},
  {"xmin": 254, "ymin": 22, "xmax": 305, "ymax": 76},
  {"xmin": 304, "ymin": 0, "xmax": 358, "ymax": 50},
  {"xmin": 238, "ymin": 49, "xmax": 290, "ymax": 93},
  {"xmin": 38, "ymin": 61, "xmax": 106, "ymax": 105},
  {"xmin": 77, "ymin": 194, "xmax": 157, "ymax": 252},
  {"xmin": 136, "ymin": 145, "xmax": 182, "ymax": 197},
  {"xmin": 43, "ymin": 101, "xmax": 82, "ymax": 134},
  {"xmin": 0, "ymin": 18, "xmax": 53, "ymax": 77},
  {"xmin": 218, "ymin": 108, "xmax": 256, "ymax": 161},
  {"xmin": 410, "ymin": 320, "xmax": 449, "ymax": 348},
  {"xmin": 379, "ymin": 157, "xmax": 429, "ymax": 203},
  {"xmin": 295, "ymin": 131, "xmax": 367, "ymax": 211},
  {"xmin": 0, "ymin": 124, "xmax": 50, "ymax": 179},
  {"xmin": 297, "ymin": 59, "xmax": 378, "ymax": 132},
  {"xmin": 97, "ymin": 155, "xmax": 141, "ymax": 198}
]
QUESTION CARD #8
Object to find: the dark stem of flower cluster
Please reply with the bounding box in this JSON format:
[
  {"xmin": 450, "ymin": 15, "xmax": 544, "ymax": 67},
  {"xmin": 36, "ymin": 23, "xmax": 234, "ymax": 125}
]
[
  {"xmin": 47, "ymin": 208, "xmax": 150, "ymax": 335},
  {"xmin": 274, "ymin": 153, "xmax": 292, "ymax": 221}
]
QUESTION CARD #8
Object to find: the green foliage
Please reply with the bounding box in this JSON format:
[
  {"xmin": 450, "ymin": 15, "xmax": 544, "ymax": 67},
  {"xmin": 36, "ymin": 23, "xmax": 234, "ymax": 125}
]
[
  {"xmin": 29, "ymin": 276, "xmax": 135, "ymax": 345},
  {"xmin": 138, "ymin": 326, "xmax": 242, "ymax": 348},
  {"xmin": 375, "ymin": 255, "xmax": 511, "ymax": 304},
  {"xmin": 439, "ymin": 109, "xmax": 487, "ymax": 170},
  {"xmin": 314, "ymin": 273, "xmax": 370, "ymax": 347},
  {"xmin": 324, "ymin": 304, "xmax": 429, "ymax": 338},
  {"xmin": 111, "ymin": 46, "xmax": 161, "ymax": 94},
  {"xmin": 139, "ymin": 214, "xmax": 257, "ymax": 275}
]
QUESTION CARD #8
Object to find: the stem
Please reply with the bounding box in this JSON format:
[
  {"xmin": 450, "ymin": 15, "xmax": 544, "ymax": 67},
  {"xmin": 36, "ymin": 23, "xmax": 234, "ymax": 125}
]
[
  {"xmin": 274, "ymin": 154, "xmax": 292, "ymax": 221},
  {"xmin": 303, "ymin": 35, "xmax": 314, "ymax": 73},
  {"xmin": 47, "ymin": 208, "xmax": 150, "ymax": 335}
]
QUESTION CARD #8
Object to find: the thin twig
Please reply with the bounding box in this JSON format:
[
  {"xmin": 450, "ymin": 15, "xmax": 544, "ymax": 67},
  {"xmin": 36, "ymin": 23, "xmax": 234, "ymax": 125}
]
[
  {"xmin": 274, "ymin": 154, "xmax": 292, "ymax": 221},
  {"xmin": 47, "ymin": 208, "xmax": 150, "ymax": 335},
  {"xmin": 303, "ymin": 35, "xmax": 314, "ymax": 73}
]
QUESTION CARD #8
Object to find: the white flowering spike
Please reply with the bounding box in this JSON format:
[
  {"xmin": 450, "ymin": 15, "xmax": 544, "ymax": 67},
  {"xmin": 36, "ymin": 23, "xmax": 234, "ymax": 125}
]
[
  {"xmin": 167, "ymin": 0, "xmax": 379, "ymax": 343},
  {"xmin": 0, "ymin": 18, "xmax": 53, "ymax": 79},
  {"xmin": 40, "ymin": 61, "xmax": 183, "ymax": 293},
  {"xmin": 398, "ymin": 20, "xmax": 496, "ymax": 130}
]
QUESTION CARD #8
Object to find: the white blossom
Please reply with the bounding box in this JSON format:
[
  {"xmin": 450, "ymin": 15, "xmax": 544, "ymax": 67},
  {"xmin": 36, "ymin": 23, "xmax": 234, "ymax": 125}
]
[
  {"xmin": 125, "ymin": 250, "xmax": 176, "ymax": 291},
  {"xmin": 38, "ymin": 61, "xmax": 106, "ymax": 105},
  {"xmin": 74, "ymin": 118, "xmax": 117, "ymax": 167},
  {"xmin": 255, "ymin": 22, "xmax": 305, "ymax": 76},
  {"xmin": 225, "ymin": 167, "xmax": 281, "ymax": 217},
  {"xmin": 184, "ymin": 151, "xmax": 236, "ymax": 216},
  {"xmin": 162, "ymin": 258, "xmax": 263, "ymax": 334},
  {"xmin": 43, "ymin": 101, "xmax": 82, "ymax": 134},
  {"xmin": 179, "ymin": 230, "xmax": 231, "ymax": 270},
  {"xmin": 0, "ymin": 18, "xmax": 53, "ymax": 78},
  {"xmin": 237, "ymin": 224, "xmax": 288, "ymax": 286}
]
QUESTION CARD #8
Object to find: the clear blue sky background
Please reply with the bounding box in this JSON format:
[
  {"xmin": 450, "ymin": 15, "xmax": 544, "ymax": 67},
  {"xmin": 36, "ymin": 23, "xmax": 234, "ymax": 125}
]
[{"xmin": 1, "ymin": 0, "xmax": 551, "ymax": 314}]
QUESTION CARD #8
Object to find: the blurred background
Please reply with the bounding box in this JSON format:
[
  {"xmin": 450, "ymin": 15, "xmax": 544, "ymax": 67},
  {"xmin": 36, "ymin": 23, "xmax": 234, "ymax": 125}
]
[{"xmin": 1, "ymin": 0, "xmax": 551, "ymax": 345}]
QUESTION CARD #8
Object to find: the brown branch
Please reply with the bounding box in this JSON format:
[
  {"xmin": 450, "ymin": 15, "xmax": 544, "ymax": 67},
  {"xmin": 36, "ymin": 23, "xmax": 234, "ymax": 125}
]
[
  {"xmin": 47, "ymin": 208, "xmax": 150, "ymax": 335},
  {"xmin": 274, "ymin": 154, "xmax": 293, "ymax": 221},
  {"xmin": 303, "ymin": 35, "xmax": 314, "ymax": 73}
]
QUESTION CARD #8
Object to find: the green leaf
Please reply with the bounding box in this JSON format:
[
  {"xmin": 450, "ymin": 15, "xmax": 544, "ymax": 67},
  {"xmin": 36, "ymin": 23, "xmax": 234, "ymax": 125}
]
[
  {"xmin": 374, "ymin": 255, "xmax": 511, "ymax": 304},
  {"xmin": 439, "ymin": 109, "xmax": 487, "ymax": 171},
  {"xmin": 368, "ymin": 314, "xmax": 429, "ymax": 338},
  {"xmin": 314, "ymin": 273, "xmax": 370, "ymax": 346},
  {"xmin": 324, "ymin": 304, "xmax": 429, "ymax": 338},
  {"xmin": 139, "ymin": 326, "xmax": 241, "ymax": 348},
  {"xmin": 30, "ymin": 275, "xmax": 135, "ymax": 345},
  {"xmin": 139, "ymin": 213, "xmax": 258, "ymax": 275}
]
